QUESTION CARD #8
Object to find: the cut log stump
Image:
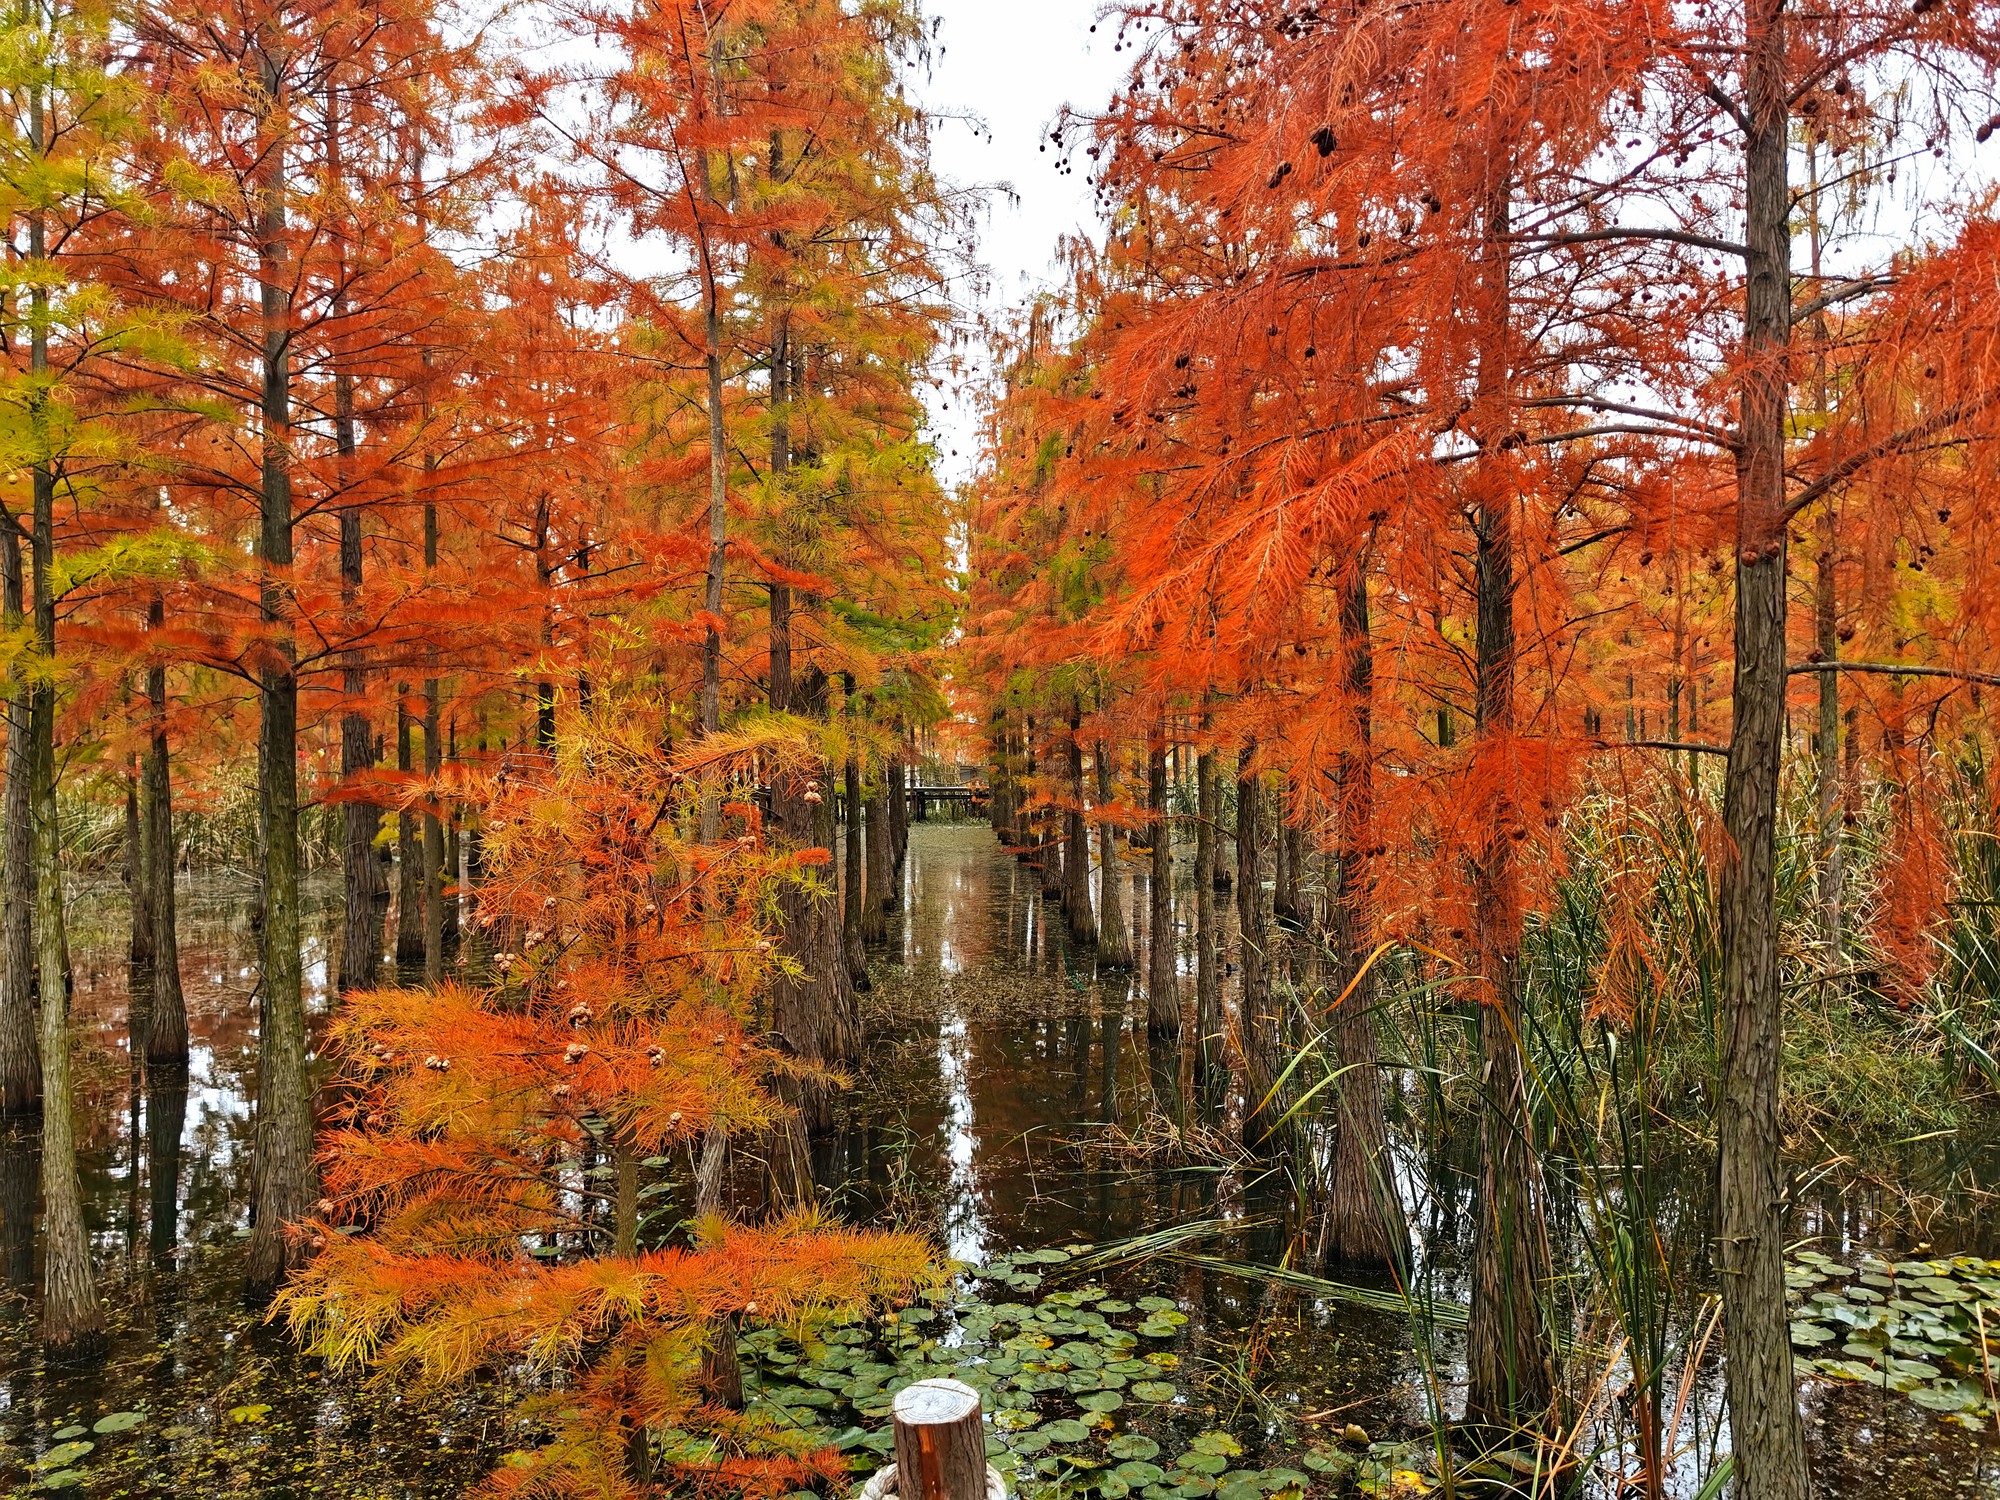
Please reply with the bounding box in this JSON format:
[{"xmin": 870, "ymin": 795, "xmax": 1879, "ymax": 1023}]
[{"xmin": 855, "ymin": 1377, "xmax": 1005, "ymax": 1500}]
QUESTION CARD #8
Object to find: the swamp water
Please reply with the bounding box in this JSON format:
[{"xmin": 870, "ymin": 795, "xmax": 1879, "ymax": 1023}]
[{"xmin": 0, "ymin": 824, "xmax": 1996, "ymax": 1497}]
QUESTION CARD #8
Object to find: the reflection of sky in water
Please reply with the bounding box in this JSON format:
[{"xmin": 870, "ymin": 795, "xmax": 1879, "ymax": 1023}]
[{"xmin": 937, "ymin": 1010, "xmax": 984, "ymax": 1263}]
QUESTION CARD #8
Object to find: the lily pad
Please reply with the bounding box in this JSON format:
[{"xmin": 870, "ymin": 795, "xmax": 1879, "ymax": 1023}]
[
  {"xmin": 1044, "ymin": 1419, "xmax": 1091, "ymax": 1444},
  {"xmin": 1078, "ymin": 1390, "xmax": 1124, "ymax": 1413},
  {"xmin": 1108, "ymin": 1434, "xmax": 1162, "ymax": 1461},
  {"xmin": 1133, "ymin": 1380, "xmax": 1178, "ymax": 1401}
]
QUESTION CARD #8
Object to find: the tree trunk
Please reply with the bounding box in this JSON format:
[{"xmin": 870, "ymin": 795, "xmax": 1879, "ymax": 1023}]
[
  {"xmin": 1813, "ymin": 509, "xmax": 1841, "ymax": 963},
  {"xmin": 1272, "ymin": 781, "xmax": 1297, "ymax": 930},
  {"xmin": 1317, "ymin": 564, "xmax": 1406, "ymax": 1270},
  {"xmin": 144, "ymin": 609, "xmax": 188, "ymax": 1065},
  {"xmin": 0, "ymin": 512, "xmax": 35, "ymax": 1114},
  {"xmin": 421, "ymin": 502, "xmax": 444, "ymax": 985},
  {"xmin": 843, "ymin": 755, "xmax": 870, "ymax": 989},
  {"xmin": 888, "ymin": 751, "xmax": 909, "ymax": 877},
  {"xmin": 1146, "ymin": 743, "xmax": 1177, "ymax": 1035},
  {"xmin": 1095, "ymin": 744, "xmax": 1132, "ymax": 967},
  {"xmin": 395, "ymin": 688, "xmax": 422, "ymax": 966},
  {"xmin": 1463, "ymin": 181, "xmax": 1555, "ymax": 1422},
  {"xmin": 33, "ymin": 526, "xmax": 101, "ymax": 1358},
  {"xmin": 863, "ymin": 770, "xmax": 890, "ymax": 944},
  {"xmin": 128, "ymin": 763, "xmax": 154, "ymax": 974},
  {"xmin": 1066, "ymin": 702, "xmax": 1096, "ymax": 944},
  {"xmin": 1194, "ymin": 746, "xmax": 1221, "ymax": 1087},
  {"xmin": 1236, "ymin": 750, "xmax": 1282, "ymax": 1152},
  {"xmin": 332, "ymin": 179, "xmax": 378, "ymax": 994},
  {"xmin": 245, "ymin": 62, "xmax": 319, "ymax": 1296},
  {"xmin": 24, "ymin": 132, "xmax": 99, "ymax": 1349},
  {"xmin": 1716, "ymin": 4, "xmax": 1812, "ymax": 1491}
]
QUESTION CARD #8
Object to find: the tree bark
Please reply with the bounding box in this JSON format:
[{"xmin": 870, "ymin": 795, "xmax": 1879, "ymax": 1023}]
[
  {"xmin": 1095, "ymin": 744, "xmax": 1132, "ymax": 967},
  {"xmin": 1065, "ymin": 701, "xmax": 1096, "ymax": 944},
  {"xmin": 1317, "ymin": 564, "xmax": 1407, "ymax": 1270},
  {"xmin": 1463, "ymin": 182, "xmax": 1555, "ymax": 1424},
  {"xmin": 128, "ymin": 762, "xmax": 154, "ymax": 974},
  {"xmin": 24, "ymin": 106, "xmax": 99, "ymax": 1349},
  {"xmin": 245, "ymin": 50, "xmax": 319, "ymax": 1296},
  {"xmin": 1146, "ymin": 743, "xmax": 1178, "ymax": 1035},
  {"xmin": 395, "ymin": 687, "xmax": 422, "ymax": 967},
  {"xmin": 330, "ymin": 88, "xmax": 378, "ymax": 995},
  {"xmin": 145, "ymin": 603, "xmax": 187, "ymax": 1065},
  {"xmin": 863, "ymin": 768, "xmax": 890, "ymax": 944},
  {"xmin": 888, "ymin": 750, "xmax": 909, "ymax": 877},
  {"xmin": 843, "ymin": 755, "xmax": 870, "ymax": 989},
  {"xmin": 422, "ymin": 504, "xmax": 444, "ymax": 985},
  {"xmin": 1236, "ymin": 749, "xmax": 1282, "ymax": 1153},
  {"xmin": 0, "ymin": 511, "xmax": 36, "ymax": 1114},
  {"xmin": 1194, "ymin": 745, "xmax": 1221, "ymax": 1087},
  {"xmin": 1716, "ymin": 2, "xmax": 1813, "ymax": 1490}
]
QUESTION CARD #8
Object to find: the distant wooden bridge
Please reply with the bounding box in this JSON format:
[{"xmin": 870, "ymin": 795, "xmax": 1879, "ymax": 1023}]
[{"xmin": 910, "ymin": 785, "xmax": 987, "ymax": 819}]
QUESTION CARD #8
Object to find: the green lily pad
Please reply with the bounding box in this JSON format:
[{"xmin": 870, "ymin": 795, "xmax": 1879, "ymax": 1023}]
[
  {"xmin": 1133, "ymin": 1380, "xmax": 1177, "ymax": 1401},
  {"xmin": 1190, "ymin": 1432, "xmax": 1243, "ymax": 1457},
  {"xmin": 1078, "ymin": 1390, "xmax": 1124, "ymax": 1413},
  {"xmin": 37, "ymin": 1472, "xmax": 85, "ymax": 1492},
  {"xmin": 1911, "ymin": 1382, "xmax": 1985, "ymax": 1412},
  {"xmin": 1117, "ymin": 1461, "xmax": 1167, "ymax": 1484},
  {"xmin": 52, "ymin": 1428, "xmax": 85, "ymax": 1442},
  {"xmin": 1109, "ymin": 1434, "xmax": 1162, "ymax": 1461},
  {"xmin": 39, "ymin": 1442, "xmax": 94, "ymax": 1469},
  {"xmin": 1789, "ymin": 1323, "xmax": 1835, "ymax": 1347},
  {"xmin": 1179, "ymin": 1453, "xmax": 1231, "ymax": 1475},
  {"xmin": 1044, "ymin": 1419, "xmax": 1091, "ymax": 1444},
  {"xmin": 1012, "ymin": 1431, "xmax": 1051, "ymax": 1454}
]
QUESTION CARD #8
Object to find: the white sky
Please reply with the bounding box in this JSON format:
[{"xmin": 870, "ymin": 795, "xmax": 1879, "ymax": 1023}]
[{"xmin": 913, "ymin": 0, "xmax": 1127, "ymax": 485}]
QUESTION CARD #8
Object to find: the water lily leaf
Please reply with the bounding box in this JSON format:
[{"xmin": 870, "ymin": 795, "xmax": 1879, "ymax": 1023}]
[
  {"xmin": 1108, "ymin": 1435, "xmax": 1161, "ymax": 1461},
  {"xmin": 1179, "ymin": 1452, "xmax": 1230, "ymax": 1475},
  {"xmin": 1133, "ymin": 1381, "xmax": 1178, "ymax": 1401},
  {"xmin": 995, "ymin": 1409, "xmax": 1041, "ymax": 1433},
  {"xmin": 90, "ymin": 1413, "xmax": 142, "ymax": 1436},
  {"xmin": 1102, "ymin": 1479, "xmax": 1131, "ymax": 1498},
  {"xmin": 1788, "ymin": 1323, "xmax": 1835, "ymax": 1347},
  {"xmin": 1144, "ymin": 1352, "xmax": 1180, "ymax": 1370},
  {"xmin": 1911, "ymin": 1382, "xmax": 1985, "ymax": 1412},
  {"xmin": 1190, "ymin": 1432, "xmax": 1243, "ymax": 1457},
  {"xmin": 1097, "ymin": 1300, "xmax": 1134, "ymax": 1314},
  {"xmin": 1045, "ymin": 1419, "xmax": 1091, "ymax": 1443},
  {"xmin": 52, "ymin": 1428, "xmax": 85, "ymax": 1442},
  {"xmin": 38, "ymin": 1443, "xmax": 94, "ymax": 1469},
  {"xmin": 1116, "ymin": 1460, "xmax": 1167, "ymax": 1484},
  {"xmin": 1012, "ymin": 1431, "xmax": 1051, "ymax": 1454},
  {"xmin": 1078, "ymin": 1391, "xmax": 1124, "ymax": 1413},
  {"xmin": 1136, "ymin": 1297, "xmax": 1177, "ymax": 1313},
  {"xmin": 36, "ymin": 1471, "xmax": 85, "ymax": 1491}
]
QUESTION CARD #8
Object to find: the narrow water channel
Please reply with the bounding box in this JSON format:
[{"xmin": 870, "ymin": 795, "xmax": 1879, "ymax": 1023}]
[{"xmin": 0, "ymin": 823, "xmax": 1995, "ymax": 1496}]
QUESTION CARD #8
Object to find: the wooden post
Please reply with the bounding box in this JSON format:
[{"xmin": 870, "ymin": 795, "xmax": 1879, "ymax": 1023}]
[{"xmin": 892, "ymin": 1377, "xmax": 985, "ymax": 1500}]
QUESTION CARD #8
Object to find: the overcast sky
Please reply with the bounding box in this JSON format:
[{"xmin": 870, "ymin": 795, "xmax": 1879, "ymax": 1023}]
[{"xmin": 913, "ymin": 1, "xmax": 1127, "ymax": 484}]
